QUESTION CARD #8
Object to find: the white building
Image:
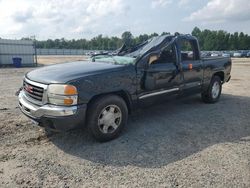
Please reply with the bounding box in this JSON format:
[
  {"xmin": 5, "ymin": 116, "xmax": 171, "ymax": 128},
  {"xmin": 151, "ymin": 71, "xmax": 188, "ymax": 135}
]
[{"xmin": 0, "ymin": 39, "xmax": 35, "ymax": 66}]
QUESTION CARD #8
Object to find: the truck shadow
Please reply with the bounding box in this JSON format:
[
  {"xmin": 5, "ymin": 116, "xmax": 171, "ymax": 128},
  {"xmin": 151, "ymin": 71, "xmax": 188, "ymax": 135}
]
[{"xmin": 49, "ymin": 94, "xmax": 250, "ymax": 168}]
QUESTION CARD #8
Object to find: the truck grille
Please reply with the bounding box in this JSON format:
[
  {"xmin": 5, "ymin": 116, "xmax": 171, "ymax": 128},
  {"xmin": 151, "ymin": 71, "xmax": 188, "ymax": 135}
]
[{"xmin": 23, "ymin": 80, "xmax": 44, "ymax": 101}]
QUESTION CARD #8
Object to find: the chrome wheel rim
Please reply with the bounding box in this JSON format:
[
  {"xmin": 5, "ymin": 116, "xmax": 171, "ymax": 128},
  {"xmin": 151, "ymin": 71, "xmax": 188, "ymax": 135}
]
[
  {"xmin": 98, "ymin": 105, "xmax": 122, "ymax": 134},
  {"xmin": 212, "ymin": 81, "xmax": 220, "ymax": 99}
]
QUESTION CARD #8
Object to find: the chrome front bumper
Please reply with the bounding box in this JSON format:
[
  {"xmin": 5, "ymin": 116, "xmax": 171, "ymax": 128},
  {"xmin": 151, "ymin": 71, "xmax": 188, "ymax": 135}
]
[{"xmin": 18, "ymin": 90, "xmax": 77, "ymax": 119}]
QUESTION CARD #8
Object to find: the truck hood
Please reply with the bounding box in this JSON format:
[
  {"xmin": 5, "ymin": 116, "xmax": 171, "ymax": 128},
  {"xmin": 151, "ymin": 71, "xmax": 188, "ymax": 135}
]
[{"xmin": 26, "ymin": 61, "xmax": 124, "ymax": 84}]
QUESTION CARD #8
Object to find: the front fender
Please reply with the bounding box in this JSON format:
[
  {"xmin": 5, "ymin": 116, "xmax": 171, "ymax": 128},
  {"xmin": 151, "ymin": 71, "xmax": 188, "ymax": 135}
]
[{"xmin": 68, "ymin": 67, "xmax": 137, "ymax": 104}]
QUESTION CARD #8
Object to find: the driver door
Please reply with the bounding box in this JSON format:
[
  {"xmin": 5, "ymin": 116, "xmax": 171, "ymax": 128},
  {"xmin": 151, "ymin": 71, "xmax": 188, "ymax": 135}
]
[{"xmin": 140, "ymin": 43, "xmax": 182, "ymax": 99}]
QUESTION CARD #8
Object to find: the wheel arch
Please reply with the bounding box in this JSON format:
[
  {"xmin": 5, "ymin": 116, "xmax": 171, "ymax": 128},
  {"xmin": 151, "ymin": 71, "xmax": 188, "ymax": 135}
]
[
  {"xmin": 213, "ymin": 71, "xmax": 225, "ymax": 82},
  {"xmin": 87, "ymin": 90, "xmax": 133, "ymax": 114}
]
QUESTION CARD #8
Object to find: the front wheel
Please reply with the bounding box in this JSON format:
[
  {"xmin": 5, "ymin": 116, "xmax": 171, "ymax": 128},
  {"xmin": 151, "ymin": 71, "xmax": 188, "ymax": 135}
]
[
  {"xmin": 87, "ymin": 95, "xmax": 128, "ymax": 142},
  {"xmin": 201, "ymin": 76, "xmax": 222, "ymax": 103}
]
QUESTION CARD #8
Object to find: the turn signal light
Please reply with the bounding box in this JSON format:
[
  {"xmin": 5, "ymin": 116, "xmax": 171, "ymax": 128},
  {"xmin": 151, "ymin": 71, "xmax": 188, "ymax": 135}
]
[
  {"xmin": 64, "ymin": 98, "xmax": 74, "ymax": 105},
  {"xmin": 64, "ymin": 85, "xmax": 78, "ymax": 95}
]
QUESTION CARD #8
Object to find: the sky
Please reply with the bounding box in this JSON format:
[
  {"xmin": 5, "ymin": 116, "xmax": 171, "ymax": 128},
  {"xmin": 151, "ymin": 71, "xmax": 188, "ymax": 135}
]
[{"xmin": 0, "ymin": 0, "xmax": 250, "ymax": 40}]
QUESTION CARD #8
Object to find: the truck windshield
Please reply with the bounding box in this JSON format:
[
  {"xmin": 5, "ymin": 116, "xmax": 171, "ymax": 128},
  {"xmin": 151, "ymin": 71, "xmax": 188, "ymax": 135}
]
[
  {"xmin": 92, "ymin": 55, "xmax": 136, "ymax": 65},
  {"xmin": 126, "ymin": 35, "xmax": 171, "ymax": 58},
  {"xmin": 91, "ymin": 35, "xmax": 171, "ymax": 64}
]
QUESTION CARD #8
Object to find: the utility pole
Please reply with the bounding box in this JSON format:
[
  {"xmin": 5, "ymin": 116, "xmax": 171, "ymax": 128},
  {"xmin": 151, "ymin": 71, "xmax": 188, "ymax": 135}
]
[{"xmin": 31, "ymin": 35, "xmax": 38, "ymax": 67}]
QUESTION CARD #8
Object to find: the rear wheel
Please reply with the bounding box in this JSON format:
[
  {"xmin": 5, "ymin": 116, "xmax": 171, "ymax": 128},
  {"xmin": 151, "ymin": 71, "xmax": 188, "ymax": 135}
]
[
  {"xmin": 201, "ymin": 76, "xmax": 222, "ymax": 103},
  {"xmin": 87, "ymin": 95, "xmax": 128, "ymax": 142}
]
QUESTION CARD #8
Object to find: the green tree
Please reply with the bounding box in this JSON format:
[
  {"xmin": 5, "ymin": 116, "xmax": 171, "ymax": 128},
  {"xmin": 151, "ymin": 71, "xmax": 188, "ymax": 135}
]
[
  {"xmin": 121, "ymin": 31, "xmax": 134, "ymax": 47},
  {"xmin": 191, "ymin": 27, "xmax": 201, "ymax": 37}
]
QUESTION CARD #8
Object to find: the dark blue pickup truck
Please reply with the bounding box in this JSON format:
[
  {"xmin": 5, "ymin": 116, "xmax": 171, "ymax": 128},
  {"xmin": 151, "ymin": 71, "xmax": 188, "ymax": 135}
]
[{"xmin": 18, "ymin": 34, "xmax": 231, "ymax": 141}]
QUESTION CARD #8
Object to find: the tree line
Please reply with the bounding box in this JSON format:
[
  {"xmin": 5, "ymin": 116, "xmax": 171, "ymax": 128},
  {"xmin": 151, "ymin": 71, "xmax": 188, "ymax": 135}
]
[
  {"xmin": 33, "ymin": 27, "xmax": 250, "ymax": 51},
  {"xmin": 191, "ymin": 27, "xmax": 250, "ymax": 51}
]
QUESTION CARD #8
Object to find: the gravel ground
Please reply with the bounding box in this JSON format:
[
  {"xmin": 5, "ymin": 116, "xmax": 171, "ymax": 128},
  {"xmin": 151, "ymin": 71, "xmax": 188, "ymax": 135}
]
[
  {"xmin": 37, "ymin": 55, "xmax": 88, "ymax": 65},
  {"xmin": 0, "ymin": 60, "xmax": 250, "ymax": 187}
]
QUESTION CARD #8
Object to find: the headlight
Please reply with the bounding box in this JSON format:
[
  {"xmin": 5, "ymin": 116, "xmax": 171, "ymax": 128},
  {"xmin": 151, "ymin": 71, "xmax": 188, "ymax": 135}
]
[{"xmin": 47, "ymin": 84, "xmax": 78, "ymax": 106}]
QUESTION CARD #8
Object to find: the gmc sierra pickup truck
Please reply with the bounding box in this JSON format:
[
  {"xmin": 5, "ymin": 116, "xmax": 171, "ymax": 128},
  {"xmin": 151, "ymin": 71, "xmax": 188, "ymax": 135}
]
[{"xmin": 18, "ymin": 34, "xmax": 231, "ymax": 141}]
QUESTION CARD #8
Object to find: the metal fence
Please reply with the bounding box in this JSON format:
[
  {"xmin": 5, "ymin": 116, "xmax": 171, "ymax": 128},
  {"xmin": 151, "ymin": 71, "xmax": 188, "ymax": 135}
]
[
  {"xmin": 37, "ymin": 48, "xmax": 86, "ymax": 55},
  {"xmin": 0, "ymin": 39, "xmax": 35, "ymax": 66}
]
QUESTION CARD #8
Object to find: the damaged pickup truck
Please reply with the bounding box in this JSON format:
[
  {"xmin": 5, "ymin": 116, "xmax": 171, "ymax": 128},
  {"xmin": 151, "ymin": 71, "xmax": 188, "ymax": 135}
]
[{"xmin": 18, "ymin": 34, "xmax": 231, "ymax": 141}]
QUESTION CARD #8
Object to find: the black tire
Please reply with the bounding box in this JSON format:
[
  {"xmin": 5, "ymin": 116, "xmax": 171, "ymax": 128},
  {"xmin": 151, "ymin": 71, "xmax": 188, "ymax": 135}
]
[
  {"xmin": 201, "ymin": 76, "xmax": 222, "ymax": 103},
  {"xmin": 87, "ymin": 95, "xmax": 128, "ymax": 142}
]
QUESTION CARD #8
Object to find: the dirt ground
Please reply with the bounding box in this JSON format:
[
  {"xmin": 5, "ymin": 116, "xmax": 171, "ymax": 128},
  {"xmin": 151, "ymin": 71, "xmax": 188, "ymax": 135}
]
[
  {"xmin": 37, "ymin": 55, "xmax": 88, "ymax": 65},
  {"xmin": 0, "ymin": 59, "xmax": 249, "ymax": 187}
]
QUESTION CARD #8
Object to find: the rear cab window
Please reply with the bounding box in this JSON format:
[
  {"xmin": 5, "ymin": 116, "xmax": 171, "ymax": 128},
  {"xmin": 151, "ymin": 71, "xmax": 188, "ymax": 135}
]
[{"xmin": 178, "ymin": 39, "xmax": 200, "ymax": 62}]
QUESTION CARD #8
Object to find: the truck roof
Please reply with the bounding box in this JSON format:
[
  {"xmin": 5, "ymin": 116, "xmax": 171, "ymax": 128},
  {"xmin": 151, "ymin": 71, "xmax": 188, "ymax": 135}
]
[{"xmin": 124, "ymin": 34, "xmax": 198, "ymax": 58}]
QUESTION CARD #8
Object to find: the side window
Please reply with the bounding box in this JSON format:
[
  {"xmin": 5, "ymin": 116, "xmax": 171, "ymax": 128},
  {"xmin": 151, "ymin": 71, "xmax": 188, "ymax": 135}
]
[
  {"xmin": 151, "ymin": 44, "xmax": 176, "ymax": 64},
  {"xmin": 179, "ymin": 39, "xmax": 199, "ymax": 61}
]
